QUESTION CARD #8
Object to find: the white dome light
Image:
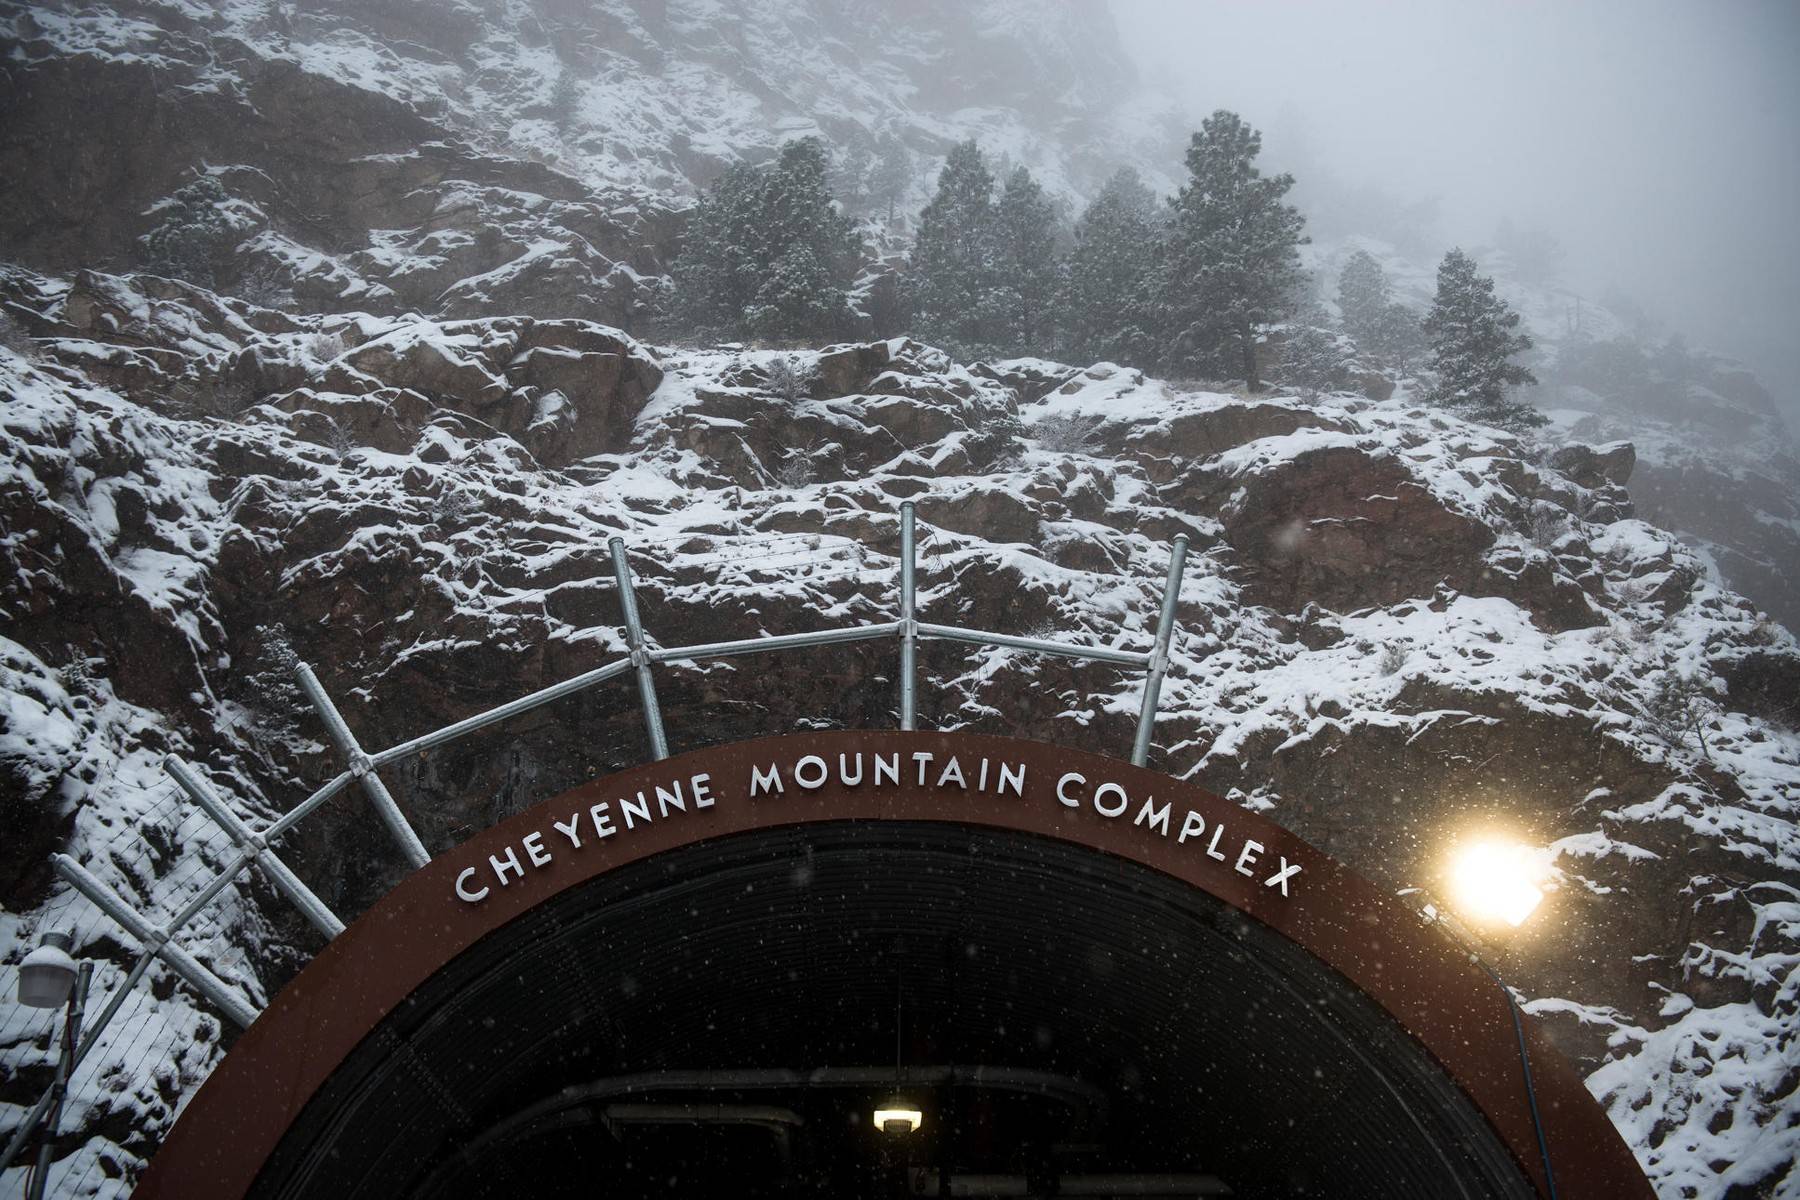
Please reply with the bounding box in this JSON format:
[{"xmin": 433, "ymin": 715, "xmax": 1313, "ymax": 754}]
[{"xmin": 17, "ymin": 931, "xmax": 78, "ymax": 1009}]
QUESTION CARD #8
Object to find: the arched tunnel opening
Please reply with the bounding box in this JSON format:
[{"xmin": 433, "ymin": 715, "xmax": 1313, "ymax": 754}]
[{"xmin": 250, "ymin": 823, "xmax": 1535, "ymax": 1199}]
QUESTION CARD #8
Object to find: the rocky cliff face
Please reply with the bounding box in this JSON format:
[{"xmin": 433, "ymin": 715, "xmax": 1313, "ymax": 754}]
[
  {"xmin": 0, "ymin": 0, "xmax": 1177, "ymax": 334},
  {"xmin": 1, "ymin": 266, "xmax": 1797, "ymax": 1197},
  {"xmin": 1, "ymin": 2, "xmax": 1798, "ymax": 1197}
]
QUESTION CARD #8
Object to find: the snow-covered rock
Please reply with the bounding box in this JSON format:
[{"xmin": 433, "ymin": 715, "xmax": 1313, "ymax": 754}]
[{"xmin": 0, "ymin": 266, "xmax": 1795, "ymax": 1197}]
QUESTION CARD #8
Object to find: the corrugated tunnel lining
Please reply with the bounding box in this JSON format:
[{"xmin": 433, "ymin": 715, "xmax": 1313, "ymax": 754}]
[{"xmin": 251, "ymin": 822, "xmax": 1535, "ymax": 1199}]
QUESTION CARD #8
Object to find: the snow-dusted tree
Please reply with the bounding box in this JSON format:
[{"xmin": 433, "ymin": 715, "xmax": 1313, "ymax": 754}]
[
  {"xmin": 549, "ymin": 66, "xmax": 581, "ymax": 137},
  {"xmin": 1154, "ymin": 111, "xmax": 1308, "ymax": 391},
  {"xmin": 1371, "ymin": 302, "xmax": 1426, "ymax": 371},
  {"xmin": 1336, "ymin": 250, "xmax": 1390, "ymax": 347},
  {"xmin": 670, "ymin": 162, "xmax": 763, "ymax": 336},
  {"xmin": 1422, "ymin": 248, "xmax": 1542, "ymax": 428},
  {"xmin": 743, "ymin": 139, "xmax": 861, "ymax": 341},
  {"xmin": 1278, "ymin": 322, "xmax": 1354, "ymax": 395},
  {"xmin": 905, "ymin": 140, "xmax": 996, "ymax": 356},
  {"xmin": 832, "ymin": 139, "xmax": 874, "ymax": 213},
  {"xmin": 143, "ymin": 176, "xmax": 235, "ymax": 286},
  {"xmin": 1339, "ymin": 254, "xmax": 1426, "ymax": 370},
  {"xmin": 1060, "ymin": 167, "xmax": 1160, "ymax": 367},
  {"xmin": 987, "ymin": 166, "xmax": 1059, "ymax": 356},
  {"xmin": 670, "ymin": 137, "xmax": 859, "ymax": 343},
  {"xmin": 870, "ymin": 131, "xmax": 913, "ymax": 224}
]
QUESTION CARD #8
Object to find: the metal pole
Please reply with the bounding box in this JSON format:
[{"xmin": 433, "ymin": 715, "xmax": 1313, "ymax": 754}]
[
  {"xmin": 899, "ymin": 503, "xmax": 917, "ymax": 731},
  {"xmin": 610, "ymin": 537, "xmax": 669, "ymax": 760},
  {"xmin": 293, "ymin": 662, "xmax": 430, "ymax": 870},
  {"xmin": 0, "ymin": 951, "xmax": 153, "ymax": 1177},
  {"xmin": 652, "ymin": 623, "xmax": 901, "ymax": 664},
  {"xmin": 916, "ymin": 623, "xmax": 1151, "ymax": 668},
  {"xmin": 26, "ymin": 961, "xmax": 90, "ymax": 1200},
  {"xmin": 372, "ymin": 659, "xmax": 635, "ymax": 767},
  {"xmin": 51, "ymin": 855, "xmax": 260, "ymax": 1029},
  {"xmin": 1130, "ymin": 534, "xmax": 1189, "ymax": 768},
  {"xmin": 164, "ymin": 757, "xmax": 345, "ymax": 939}
]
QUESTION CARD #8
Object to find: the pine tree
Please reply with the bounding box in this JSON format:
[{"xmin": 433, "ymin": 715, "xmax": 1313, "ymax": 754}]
[
  {"xmin": 143, "ymin": 176, "xmax": 235, "ymax": 286},
  {"xmin": 1336, "ymin": 250, "xmax": 1390, "ymax": 348},
  {"xmin": 670, "ymin": 138, "xmax": 860, "ymax": 343},
  {"xmin": 1422, "ymin": 248, "xmax": 1542, "ymax": 429},
  {"xmin": 670, "ymin": 161, "xmax": 766, "ymax": 337},
  {"xmin": 1061, "ymin": 167, "xmax": 1160, "ymax": 367},
  {"xmin": 987, "ymin": 166, "xmax": 1059, "ymax": 356},
  {"xmin": 832, "ymin": 139, "xmax": 874, "ymax": 213},
  {"xmin": 1371, "ymin": 302, "xmax": 1426, "ymax": 371},
  {"xmin": 1154, "ymin": 111, "xmax": 1308, "ymax": 391},
  {"xmin": 1279, "ymin": 322, "xmax": 1353, "ymax": 394},
  {"xmin": 870, "ymin": 131, "xmax": 913, "ymax": 224},
  {"xmin": 550, "ymin": 67, "xmax": 581, "ymax": 137},
  {"xmin": 906, "ymin": 140, "xmax": 996, "ymax": 357}
]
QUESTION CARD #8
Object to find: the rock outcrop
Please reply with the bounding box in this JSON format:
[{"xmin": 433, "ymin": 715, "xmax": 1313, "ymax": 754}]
[{"xmin": 2, "ymin": 265, "xmax": 1796, "ymax": 1195}]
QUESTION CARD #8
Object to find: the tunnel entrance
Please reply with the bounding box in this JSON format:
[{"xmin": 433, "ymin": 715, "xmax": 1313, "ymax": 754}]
[
  {"xmin": 134, "ymin": 732, "xmax": 1650, "ymax": 1200},
  {"xmin": 269, "ymin": 824, "xmax": 1528, "ymax": 1198}
]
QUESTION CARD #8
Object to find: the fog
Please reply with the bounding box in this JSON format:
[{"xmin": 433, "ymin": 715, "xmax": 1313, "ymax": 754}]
[{"xmin": 1111, "ymin": 0, "xmax": 1800, "ymax": 420}]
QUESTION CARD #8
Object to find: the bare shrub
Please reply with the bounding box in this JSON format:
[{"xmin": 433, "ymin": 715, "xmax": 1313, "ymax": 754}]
[
  {"xmin": 431, "ymin": 487, "xmax": 478, "ymax": 527},
  {"xmin": 1028, "ymin": 412, "xmax": 1101, "ymax": 454},
  {"xmin": 323, "ymin": 416, "xmax": 356, "ymax": 461},
  {"xmin": 1647, "ymin": 671, "xmax": 1717, "ymax": 760},
  {"xmin": 1520, "ymin": 502, "xmax": 1569, "ymax": 550},
  {"xmin": 763, "ymin": 355, "xmax": 814, "ymax": 401},
  {"xmin": 773, "ymin": 449, "xmax": 816, "ymax": 488},
  {"xmin": 303, "ymin": 330, "xmax": 347, "ymax": 362}
]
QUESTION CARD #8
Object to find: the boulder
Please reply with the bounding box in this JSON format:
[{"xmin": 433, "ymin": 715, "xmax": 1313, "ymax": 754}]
[
  {"xmin": 1551, "ymin": 441, "xmax": 1636, "ymax": 489},
  {"xmin": 813, "ymin": 342, "xmax": 893, "ymax": 398},
  {"xmin": 1218, "ymin": 445, "xmax": 1494, "ymax": 613},
  {"xmin": 915, "ymin": 485, "xmax": 1040, "ymax": 545}
]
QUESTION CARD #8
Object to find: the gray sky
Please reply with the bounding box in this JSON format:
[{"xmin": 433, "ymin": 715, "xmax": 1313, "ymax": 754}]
[{"xmin": 1111, "ymin": 0, "xmax": 1800, "ymax": 417}]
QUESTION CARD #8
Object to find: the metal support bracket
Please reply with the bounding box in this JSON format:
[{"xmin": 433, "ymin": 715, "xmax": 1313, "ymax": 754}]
[
  {"xmin": 51, "ymin": 855, "xmax": 260, "ymax": 1029},
  {"xmin": 1131, "ymin": 534, "xmax": 1190, "ymax": 768},
  {"xmin": 164, "ymin": 756, "xmax": 346, "ymax": 939},
  {"xmin": 898, "ymin": 502, "xmax": 917, "ymax": 731},
  {"xmin": 294, "ymin": 662, "xmax": 431, "ymax": 870},
  {"xmin": 610, "ymin": 537, "xmax": 670, "ymax": 761}
]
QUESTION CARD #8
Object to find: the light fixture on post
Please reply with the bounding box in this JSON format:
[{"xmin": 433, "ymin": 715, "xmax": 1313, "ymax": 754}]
[
  {"xmin": 17, "ymin": 930, "xmax": 77, "ymax": 1009},
  {"xmin": 16, "ymin": 930, "xmax": 94, "ymax": 1200}
]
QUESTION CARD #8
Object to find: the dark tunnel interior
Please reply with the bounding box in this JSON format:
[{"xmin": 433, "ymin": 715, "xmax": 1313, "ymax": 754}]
[{"xmin": 253, "ymin": 823, "xmax": 1534, "ymax": 1199}]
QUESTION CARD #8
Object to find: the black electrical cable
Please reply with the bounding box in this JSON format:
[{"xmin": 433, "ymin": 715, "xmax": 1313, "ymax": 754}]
[{"xmin": 1472, "ymin": 955, "xmax": 1560, "ymax": 1200}]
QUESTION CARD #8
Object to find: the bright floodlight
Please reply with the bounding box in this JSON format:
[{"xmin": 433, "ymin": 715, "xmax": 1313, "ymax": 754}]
[
  {"xmin": 1448, "ymin": 839, "xmax": 1545, "ymax": 928},
  {"xmin": 874, "ymin": 1104, "xmax": 923, "ymax": 1135}
]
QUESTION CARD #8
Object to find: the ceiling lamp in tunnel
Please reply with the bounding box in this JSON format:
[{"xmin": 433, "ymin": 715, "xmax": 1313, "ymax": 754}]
[
  {"xmin": 873, "ymin": 1099, "xmax": 924, "ymax": 1135},
  {"xmin": 1447, "ymin": 837, "xmax": 1546, "ymax": 928}
]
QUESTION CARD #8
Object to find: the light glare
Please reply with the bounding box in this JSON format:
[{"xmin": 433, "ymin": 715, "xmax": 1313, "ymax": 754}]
[{"xmin": 1448, "ymin": 839, "xmax": 1545, "ymax": 927}]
